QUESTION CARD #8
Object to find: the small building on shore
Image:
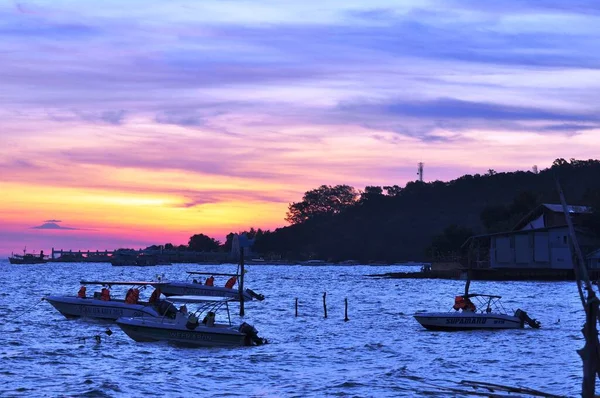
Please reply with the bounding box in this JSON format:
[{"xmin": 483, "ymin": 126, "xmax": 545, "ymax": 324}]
[
  {"xmin": 231, "ymin": 233, "xmax": 256, "ymax": 260},
  {"xmin": 465, "ymin": 203, "xmax": 599, "ymax": 270}
]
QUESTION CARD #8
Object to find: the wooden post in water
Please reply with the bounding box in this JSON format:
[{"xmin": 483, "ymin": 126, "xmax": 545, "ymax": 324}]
[
  {"xmin": 323, "ymin": 292, "xmax": 327, "ymax": 318},
  {"xmin": 239, "ymin": 246, "xmax": 245, "ymax": 317},
  {"xmin": 295, "ymin": 298, "xmax": 298, "ymax": 317},
  {"xmin": 344, "ymin": 298, "xmax": 349, "ymax": 322}
]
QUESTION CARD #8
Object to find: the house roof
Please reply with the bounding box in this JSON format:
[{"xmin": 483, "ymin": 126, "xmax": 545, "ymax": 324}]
[
  {"xmin": 588, "ymin": 248, "xmax": 600, "ymax": 259},
  {"xmin": 512, "ymin": 203, "xmax": 591, "ymax": 231},
  {"xmin": 540, "ymin": 203, "xmax": 591, "ymax": 214}
]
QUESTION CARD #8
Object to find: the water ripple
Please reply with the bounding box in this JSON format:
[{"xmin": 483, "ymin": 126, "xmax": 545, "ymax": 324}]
[{"xmin": 0, "ymin": 261, "xmax": 587, "ymax": 396}]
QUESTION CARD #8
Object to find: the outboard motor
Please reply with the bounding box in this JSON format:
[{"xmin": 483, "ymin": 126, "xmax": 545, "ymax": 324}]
[
  {"xmin": 239, "ymin": 322, "xmax": 267, "ymax": 346},
  {"xmin": 246, "ymin": 289, "xmax": 265, "ymax": 301},
  {"xmin": 515, "ymin": 309, "xmax": 541, "ymax": 329}
]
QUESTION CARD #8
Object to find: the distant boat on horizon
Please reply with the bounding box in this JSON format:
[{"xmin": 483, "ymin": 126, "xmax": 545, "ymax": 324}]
[{"xmin": 8, "ymin": 248, "xmax": 48, "ymax": 265}]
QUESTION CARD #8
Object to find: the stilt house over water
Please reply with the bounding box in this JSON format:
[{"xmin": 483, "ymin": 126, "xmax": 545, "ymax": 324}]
[{"xmin": 465, "ymin": 204, "xmax": 600, "ymax": 270}]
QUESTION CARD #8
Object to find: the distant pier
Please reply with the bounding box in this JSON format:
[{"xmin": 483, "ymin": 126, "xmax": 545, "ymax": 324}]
[
  {"xmin": 49, "ymin": 248, "xmax": 239, "ymax": 263},
  {"xmin": 50, "ymin": 249, "xmax": 114, "ymax": 262}
]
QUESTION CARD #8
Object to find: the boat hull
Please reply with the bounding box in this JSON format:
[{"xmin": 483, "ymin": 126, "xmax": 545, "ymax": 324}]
[
  {"xmin": 159, "ymin": 282, "xmax": 253, "ymax": 301},
  {"xmin": 45, "ymin": 296, "xmax": 160, "ymax": 320},
  {"xmin": 116, "ymin": 317, "xmax": 248, "ymax": 347},
  {"xmin": 414, "ymin": 312, "xmax": 524, "ymax": 331},
  {"xmin": 9, "ymin": 257, "xmax": 47, "ymax": 264}
]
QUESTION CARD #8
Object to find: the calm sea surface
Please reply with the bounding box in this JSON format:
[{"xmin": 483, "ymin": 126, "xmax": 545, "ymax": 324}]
[{"xmin": 0, "ymin": 261, "xmax": 587, "ymax": 397}]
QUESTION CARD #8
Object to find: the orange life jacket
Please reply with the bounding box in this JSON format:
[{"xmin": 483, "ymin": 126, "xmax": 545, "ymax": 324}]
[
  {"xmin": 225, "ymin": 276, "xmax": 237, "ymax": 289},
  {"xmin": 100, "ymin": 288, "xmax": 110, "ymax": 301},
  {"xmin": 464, "ymin": 298, "xmax": 476, "ymax": 312},
  {"xmin": 125, "ymin": 288, "xmax": 140, "ymax": 304},
  {"xmin": 149, "ymin": 288, "xmax": 161, "ymax": 303},
  {"xmin": 205, "ymin": 276, "xmax": 214, "ymax": 286},
  {"xmin": 453, "ymin": 296, "xmax": 465, "ymax": 310},
  {"xmin": 453, "ymin": 295, "xmax": 476, "ymax": 312},
  {"xmin": 77, "ymin": 286, "xmax": 86, "ymax": 298}
]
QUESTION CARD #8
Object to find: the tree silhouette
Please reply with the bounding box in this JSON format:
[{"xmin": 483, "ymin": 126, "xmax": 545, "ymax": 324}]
[
  {"xmin": 188, "ymin": 234, "xmax": 220, "ymax": 252},
  {"xmin": 285, "ymin": 185, "xmax": 359, "ymax": 224},
  {"xmin": 251, "ymin": 158, "xmax": 600, "ymax": 262}
]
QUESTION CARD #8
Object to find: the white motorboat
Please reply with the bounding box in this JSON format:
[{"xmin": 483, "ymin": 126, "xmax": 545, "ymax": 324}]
[
  {"xmin": 414, "ymin": 294, "xmax": 541, "ymax": 331},
  {"xmin": 158, "ymin": 271, "xmax": 264, "ymax": 302},
  {"xmin": 45, "ymin": 280, "xmax": 167, "ymax": 320},
  {"xmin": 116, "ymin": 296, "xmax": 267, "ymax": 347}
]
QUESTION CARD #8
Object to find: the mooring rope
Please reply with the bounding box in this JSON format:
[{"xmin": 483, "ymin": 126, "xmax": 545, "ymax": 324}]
[{"xmin": 4, "ymin": 297, "xmax": 46, "ymax": 322}]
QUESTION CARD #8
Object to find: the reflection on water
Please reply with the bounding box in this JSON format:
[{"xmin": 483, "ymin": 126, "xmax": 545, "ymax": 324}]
[{"xmin": 0, "ymin": 261, "xmax": 584, "ymax": 396}]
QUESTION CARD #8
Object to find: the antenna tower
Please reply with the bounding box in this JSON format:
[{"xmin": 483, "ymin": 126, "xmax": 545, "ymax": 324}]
[{"xmin": 417, "ymin": 162, "xmax": 424, "ymax": 182}]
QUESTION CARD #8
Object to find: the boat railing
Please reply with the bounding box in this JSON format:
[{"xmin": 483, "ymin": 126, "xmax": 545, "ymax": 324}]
[
  {"xmin": 154, "ymin": 297, "xmax": 234, "ymax": 327},
  {"xmin": 474, "ymin": 296, "xmax": 510, "ymax": 315},
  {"xmin": 450, "ymin": 295, "xmax": 511, "ymax": 315}
]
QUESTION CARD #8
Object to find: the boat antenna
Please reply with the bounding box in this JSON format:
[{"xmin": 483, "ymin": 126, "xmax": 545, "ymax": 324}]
[{"xmin": 556, "ymin": 176, "xmax": 600, "ymax": 396}]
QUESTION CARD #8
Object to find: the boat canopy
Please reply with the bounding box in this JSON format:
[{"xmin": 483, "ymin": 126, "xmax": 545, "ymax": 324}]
[
  {"xmin": 79, "ymin": 280, "xmax": 162, "ymax": 286},
  {"xmin": 463, "ymin": 293, "xmax": 502, "ymax": 299},
  {"xmin": 164, "ymin": 295, "xmax": 235, "ymax": 303},
  {"xmin": 185, "ymin": 271, "xmax": 240, "ymax": 277}
]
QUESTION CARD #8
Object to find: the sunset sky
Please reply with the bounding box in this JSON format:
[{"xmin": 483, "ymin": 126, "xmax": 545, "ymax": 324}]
[{"xmin": 2, "ymin": 1, "xmax": 600, "ymax": 256}]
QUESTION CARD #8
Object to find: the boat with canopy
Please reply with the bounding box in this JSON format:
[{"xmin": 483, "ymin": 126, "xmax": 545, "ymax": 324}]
[
  {"xmin": 158, "ymin": 271, "xmax": 264, "ymax": 302},
  {"xmin": 45, "ymin": 280, "xmax": 171, "ymax": 320},
  {"xmin": 414, "ymin": 293, "xmax": 541, "ymax": 331},
  {"xmin": 9, "ymin": 248, "xmax": 48, "ymax": 264},
  {"xmin": 116, "ymin": 295, "xmax": 267, "ymax": 347}
]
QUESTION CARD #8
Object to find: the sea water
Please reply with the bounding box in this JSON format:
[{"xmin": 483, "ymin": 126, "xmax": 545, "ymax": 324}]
[{"xmin": 0, "ymin": 261, "xmax": 585, "ymax": 397}]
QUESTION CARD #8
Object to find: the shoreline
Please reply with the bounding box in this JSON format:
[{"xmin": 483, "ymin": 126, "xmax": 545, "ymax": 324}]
[{"xmin": 369, "ymin": 268, "xmax": 600, "ymax": 281}]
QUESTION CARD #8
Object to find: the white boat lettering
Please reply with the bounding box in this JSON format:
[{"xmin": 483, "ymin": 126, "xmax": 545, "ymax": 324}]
[
  {"xmin": 183, "ymin": 288, "xmax": 217, "ymax": 296},
  {"xmin": 169, "ymin": 331, "xmax": 212, "ymax": 340},
  {"xmin": 445, "ymin": 318, "xmax": 488, "ymax": 325},
  {"xmin": 80, "ymin": 306, "xmax": 124, "ymax": 316}
]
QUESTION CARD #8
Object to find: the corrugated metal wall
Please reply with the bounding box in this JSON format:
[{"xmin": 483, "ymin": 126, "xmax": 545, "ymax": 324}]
[
  {"xmin": 534, "ymin": 232, "xmax": 550, "ymax": 262},
  {"xmin": 515, "ymin": 235, "xmax": 530, "ymax": 263},
  {"xmin": 496, "ymin": 237, "xmax": 511, "ymax": 263}
]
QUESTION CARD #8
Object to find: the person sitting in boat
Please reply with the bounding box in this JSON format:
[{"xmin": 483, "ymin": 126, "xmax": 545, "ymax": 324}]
[
  {"xmin": 179, "ymin": 305, "xmax": 188, "ymax": 315},
  {"xmin": 186, "ymin": 313, "xmax": 199, "ymax": 330},
  {"xmin": 77, "ymin": 286, "xmax": 86, "ymax": 299},
  {"xmin": 125, "ymin": 288, "xmax": 140, "ymax": 304},
  {"xmin": 463, "ymin": 298, "xmax": 476, "ymax": 312},
  {"xmin": 125, "ymin": 288, "xmax": 134, "ymax": 302},
  {"xmin": 100, "ymin": 287, "xmax": 110, "ymax": 301},
  {"xmin": 149, "ymin": 287, "xmax": 161, "ymax": 303},
  {"xmin": 202, "ymin": 311, "xmax": 215, "ymax": 327},
  {"xmin": 225, "ymin": 276, "xmax": 237, "ymax": 289},
  {"xmin": 205, "ymin": 276, "xmax": 215, "ymax": 286},
  {"xmin": 453, "ymin": 295, "xmax": 476, "ymax": 312},
  {"xmin": 453, "ymin": 296, "xmax": 465, "ymax": 311}
]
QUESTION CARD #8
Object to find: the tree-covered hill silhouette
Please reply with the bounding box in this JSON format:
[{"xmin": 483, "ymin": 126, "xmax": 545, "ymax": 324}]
[{"xmin": 251, "ymin": 158, "xmax": 600, "ymax": 262}]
